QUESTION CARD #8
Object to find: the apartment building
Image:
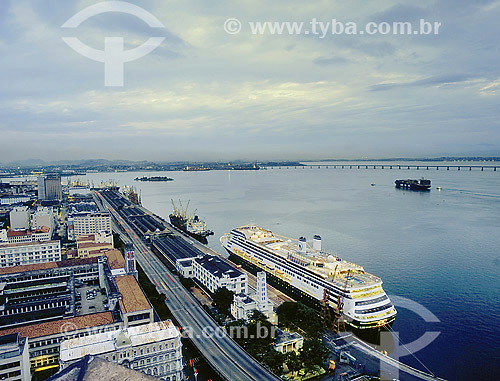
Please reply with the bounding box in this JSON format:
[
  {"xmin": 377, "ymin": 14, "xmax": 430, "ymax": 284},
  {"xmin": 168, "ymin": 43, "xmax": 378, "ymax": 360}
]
[
  {"xmin": 0, "ymin": 240, "xmax": 61, "ymax": 268},
  {"xmin": 59, "ymin": 321, "xmax": 183, "ymax": 381}
]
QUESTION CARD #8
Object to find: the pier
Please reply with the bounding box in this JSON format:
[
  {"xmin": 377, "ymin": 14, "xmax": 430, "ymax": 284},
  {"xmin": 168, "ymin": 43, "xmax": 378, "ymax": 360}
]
[
  {"xmin": 93, "ymin": 189, "xmax": 280, "ymax": 381},
  {"xmin": 263, "ymin": 164, "xmax": 498, "ymax": 171},
  {"xmin": 94, "ymin": 188, "xmax": 446, "ymax": 381}
]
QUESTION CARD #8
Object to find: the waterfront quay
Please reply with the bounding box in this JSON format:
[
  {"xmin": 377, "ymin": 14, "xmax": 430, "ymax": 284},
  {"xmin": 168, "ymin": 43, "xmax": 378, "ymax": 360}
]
[
  {"xmin": 322, "ymin": 332, "xmax": 446, "ymax": 381},
  {"xmin": 93, "ymin": 188, "xmax": 445, "ymax": 381},
  {"xmin": 92, "ymin": 188, "xmax": 280, "ymax": 381}
]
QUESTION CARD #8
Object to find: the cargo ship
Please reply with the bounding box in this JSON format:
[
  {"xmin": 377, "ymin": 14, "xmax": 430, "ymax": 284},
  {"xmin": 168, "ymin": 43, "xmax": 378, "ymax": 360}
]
[
  {"xmin": 169, "ymin": 200, "xmax": 214, "ymax": 243},
  {"xmin": 395, "ymin": 178, "xmax": 431, "ymax": 191},
  {"xmin": 221, "ymin": 226, "xmax": 396, "ymax": 330}
]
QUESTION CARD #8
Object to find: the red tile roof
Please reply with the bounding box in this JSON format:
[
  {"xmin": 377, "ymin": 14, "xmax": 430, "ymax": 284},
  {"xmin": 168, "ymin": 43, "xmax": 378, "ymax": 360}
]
[
  {"xmin": 0, "ymin": 312, "xmax": 114, "ymax": 339},
  {"xmin": 0, "ymin": 257, "xmax": 97, "ymax": 275},
  {"xmin": 115, "ymin": 275, "xmax": 151, "ymax": 313}
]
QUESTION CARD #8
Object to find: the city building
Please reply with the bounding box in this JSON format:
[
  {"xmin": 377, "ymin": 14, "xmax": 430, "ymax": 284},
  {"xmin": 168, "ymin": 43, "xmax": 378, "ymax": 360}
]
[
  {"xmin": 2, "ymin": 226, "xmax": 51, "ymax": 244},
  {"xmin": 0, "ymin": 240, "xmax": 61, "ymax": 268},
  {"xmin": 37, "ymin": 175, "xmax": 62, "ymax": 201},
  {"xmin": 47, "ymin": 355, "xmax": 159, "ymax": 381},
  {"xmin": 59, "ymin": 320, "xmax": 183, "ymax": 381},
  {"xmin": 0, "ymin": 195, "xmax": 31, "ymax": 206},
  {"xmin": 231, "ymin": 272, "xmax": 277, "ymax": 324},
  {"xmin": 68, "ymin": 212, "xmax": 111, "ymax": 239},
  {"xmin": 0, "ymin": 256, "xmax": 153, "ymax": 373},
  {"xmin": 273, "ymin": 329, "xmax": 304, "ymax": 354},
  {"xmin": 76, "ymin": 232, "xmax": 113, "ymax": 258},
  {"xmin": 104, "ymin": 249, "xmax": 127, "ymax": 277},
  {"xmin": 30, "ymin": 206, "xmax": 55, "ymax": 233},
  {"xmin": 192, "ymin": 254, "xmax": 247, "ymax": 295},
  {"xmin": 0, "ymin": 333, "xmax": 31, "ymax": 381},
  {"xmin": 124, "ymin": 244, "xmax": 138, "ymax": 278},
  {"xmin": 153, "ymin": 236, "xmax": 247, "ymax": 295},
  {"xmin": 9, "ymin": 206, "xmax": 30, "ymax": 230},
  {"xmin": 115, "ymin": 275, "xmax": 154, "ymax": 327}
]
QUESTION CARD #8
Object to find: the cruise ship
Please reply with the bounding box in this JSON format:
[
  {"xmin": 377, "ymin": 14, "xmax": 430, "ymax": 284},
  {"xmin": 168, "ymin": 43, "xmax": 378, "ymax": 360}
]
[{"xmin": 221, "ymin": 226, "xmax": 397, "ymax": 329}]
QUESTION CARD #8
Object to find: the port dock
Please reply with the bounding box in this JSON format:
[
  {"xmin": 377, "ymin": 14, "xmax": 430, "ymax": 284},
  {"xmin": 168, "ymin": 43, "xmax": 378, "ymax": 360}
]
[
  {"xmin": 93, "ymin": 188, "xmax": 446, "ymax": 381},
  {"xmin": 92, "ymin": 189, "xmax": 280, "ymax": 381},
  {"xmin": 323, "ymin": 332, "xmax": 447, "ymax": 381}
]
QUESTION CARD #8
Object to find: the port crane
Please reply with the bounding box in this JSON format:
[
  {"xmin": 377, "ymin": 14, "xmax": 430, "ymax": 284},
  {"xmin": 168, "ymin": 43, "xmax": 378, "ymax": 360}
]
[{"xmin": 171, "ymin": 199, "xmax": 191, "ymax": 218}]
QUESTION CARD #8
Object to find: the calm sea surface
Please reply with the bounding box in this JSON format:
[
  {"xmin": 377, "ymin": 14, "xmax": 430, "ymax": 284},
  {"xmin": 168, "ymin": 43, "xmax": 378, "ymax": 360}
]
[{"xmin": 76, "ymin": 163, "xmax": 500, "ymax": 380}]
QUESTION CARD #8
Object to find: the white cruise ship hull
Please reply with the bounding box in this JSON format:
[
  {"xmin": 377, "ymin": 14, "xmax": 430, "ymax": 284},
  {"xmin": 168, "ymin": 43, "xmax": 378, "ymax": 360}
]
[{"xmin": 221, "ymin": 230, "xmax": 397, "ymax": 330}]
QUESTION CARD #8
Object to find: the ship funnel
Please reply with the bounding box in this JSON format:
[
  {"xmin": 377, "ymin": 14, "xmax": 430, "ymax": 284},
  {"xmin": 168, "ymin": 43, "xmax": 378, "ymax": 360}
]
[
  {"xmin": 313, "ymin": 235, "xmax": 322, "ymax": 251},
  {"xmin": 298, "ymin": 237, "xmax": 307, "ymax": 253}
]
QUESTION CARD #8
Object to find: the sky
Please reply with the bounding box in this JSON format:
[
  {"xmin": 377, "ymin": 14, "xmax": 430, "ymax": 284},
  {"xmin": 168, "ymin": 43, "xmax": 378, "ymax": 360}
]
[{"xmin": 1, "ymin": 0, "xmax": 500, "ymax": 163}]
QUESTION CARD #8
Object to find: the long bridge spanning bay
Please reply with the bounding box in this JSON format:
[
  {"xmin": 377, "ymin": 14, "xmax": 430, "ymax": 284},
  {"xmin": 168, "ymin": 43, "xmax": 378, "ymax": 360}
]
[
  {"xmin": 92, "ymin": 189, "xmax": 281, "ymax": 381},
  {"xmin": 263, "ymin": 163, "xmax": 499, "ymax": 171}
]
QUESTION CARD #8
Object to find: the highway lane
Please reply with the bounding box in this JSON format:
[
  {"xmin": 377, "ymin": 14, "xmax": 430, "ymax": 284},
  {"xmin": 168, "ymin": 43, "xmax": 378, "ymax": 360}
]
[
  {"xmin": 94, "ymin": 190, "xmax": 280, "ymax": 381},
  {"xmin": 323, "ymin": 332, "xmax": 446, "ymax": 381}
]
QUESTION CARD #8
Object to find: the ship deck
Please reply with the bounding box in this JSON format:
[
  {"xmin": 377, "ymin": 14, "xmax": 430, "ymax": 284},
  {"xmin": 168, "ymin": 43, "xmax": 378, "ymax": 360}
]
[{"xmin": 235, "ymin": 225, "xmax": 383, "ymax": 291}]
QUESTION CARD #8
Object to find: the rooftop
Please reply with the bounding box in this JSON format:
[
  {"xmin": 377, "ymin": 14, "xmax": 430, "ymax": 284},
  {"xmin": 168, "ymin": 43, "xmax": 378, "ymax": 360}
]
[
  {"xmin": 48, "ymin": 355, "xmax": 159, "ymax": 381},
  {"xmin": 59, "ymin": 321, "xmax": 179, "ymax": 361},
  {"xmin": 195, "ymin": 254, "xmax": 244, "ymax": 279},
  {"xmin": 0, "ymin": 239, "xmax": 59, "ymax": 249},
  {"xmin": 0, "ymin": 257, "xmax": 96, "ymax": 276},
  {"xmin": 104, "ymin": 249, "xmax": 125, "ymax": 270},
  {"xmin": 115, "ymin": 275, "xmax": 151, "ymax": 313},
  {"xmin": 77, "ymin": 242, "xmax": 113, "ymax": 249},
  {"xmin": 7, "ymin": 226, "xmax": 50, "ymax": 237},
  {"xmin": 0, "ymin": 312, "xmax": 114, "ymax": 339},
  {"xmin": 274, "ymin": 329, "xmax": 303, "ymax": 346}
]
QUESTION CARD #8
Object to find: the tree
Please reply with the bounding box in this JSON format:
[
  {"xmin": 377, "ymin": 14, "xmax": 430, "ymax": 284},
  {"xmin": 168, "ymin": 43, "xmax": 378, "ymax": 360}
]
[
  {"xmin": 179, "ymin": 275, "xmax": 194, "ymax": 289},
  {"xmin": 276, "ymin": 301, "xmax": 299, "ymax": 329},
  {"xmin": 262, "ymin": 350, "xmax": 286, "ymax": 376},
  {"xmin": 285, "ymin": 351, "xmax": 302, "ymax": 376},
  {"xmin": 249, "ymin": 309, "xmax": 268, "ymax": 323},
  {"xmin": 276, "ymin": 301, "xmax": 324, "ymax": 337},
  {"xmin": 299, "ymin": 338, "xmax": 329, "ymax": 374},
  {"xmin": 246, "ymin": 318, "xmax": 275, "ymax": 357},
  {"xmin": 212, "ymin": 287, "xmax": 234, "ymax": 316}
]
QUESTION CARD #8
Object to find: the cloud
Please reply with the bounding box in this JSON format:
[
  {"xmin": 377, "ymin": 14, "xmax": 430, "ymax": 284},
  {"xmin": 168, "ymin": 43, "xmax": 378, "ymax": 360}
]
[
  {"xmin": 368, "ymin": 74, "xmax": 480, "ymax": 91},
  {"xmin": 1, "ymin": 0, "xmax": 500, "ymax": 161}
]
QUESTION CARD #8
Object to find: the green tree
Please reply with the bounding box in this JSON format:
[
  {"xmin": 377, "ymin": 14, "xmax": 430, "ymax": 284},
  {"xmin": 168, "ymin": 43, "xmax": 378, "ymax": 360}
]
[
  {"xmin": 285, "ymin": 351, "xmax": 302, "ymax": 376},
  {"xmin": 249, "ymin": 309, "xmax": 268, "ymax": 323},
  {"xmin": 245, "ymin": 318, "xmax": 276, "ymax": 357},
  {"xmin": 276, "ymin": 301, "xmax": 324, "ymax": 337},
  {"xmin": 262, "ymin": 349, "xmax": 286, "ymax": 376},
  {"xmin": 212, "ymin": 287, "xmax": 234, "ymax": 316},
  {"xmin": 299, "ymin": 338, "xmax": 329, "ymax": 374}
]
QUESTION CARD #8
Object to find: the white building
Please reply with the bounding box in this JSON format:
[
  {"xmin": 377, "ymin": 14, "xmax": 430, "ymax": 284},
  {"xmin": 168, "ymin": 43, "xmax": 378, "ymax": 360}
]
[
  {"xmin": 0, "ymin": 240, "xmax": 61, "ymax": 268},
  {"xmin": 0, "ymin": 333, "xmax": 31, "ymax": 381},
  {"xmin": 59, "ymin": 320, "xmax": 183, "ymax": 381},
  {"xmin": 30, "ymin": 207, "xmax": 55, "ymax": 233},
  {"xmin": 70, "ymin": 212, "xmax": 112, "ymax": 239},
  {"xmin": 273, "ymin": 329, "xmax": 304, "ymax": 354},
  {"xmin": 4, "ymin": 227, "xmax": 51, "ymax": 244},
  {"xmin": 0, "ymin": 195, "xmax": 30, "ymax": 206},
  {"xmin": 231, "ymin": 272, "xmax": 277, "ymax": 324},
  {"xmin": 9, "ymin": 206, "xmax": 30, "ymax": 230},
  {"xmin": 192, "ymin": 254, "xmax": 247, "ymax": 295}
]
